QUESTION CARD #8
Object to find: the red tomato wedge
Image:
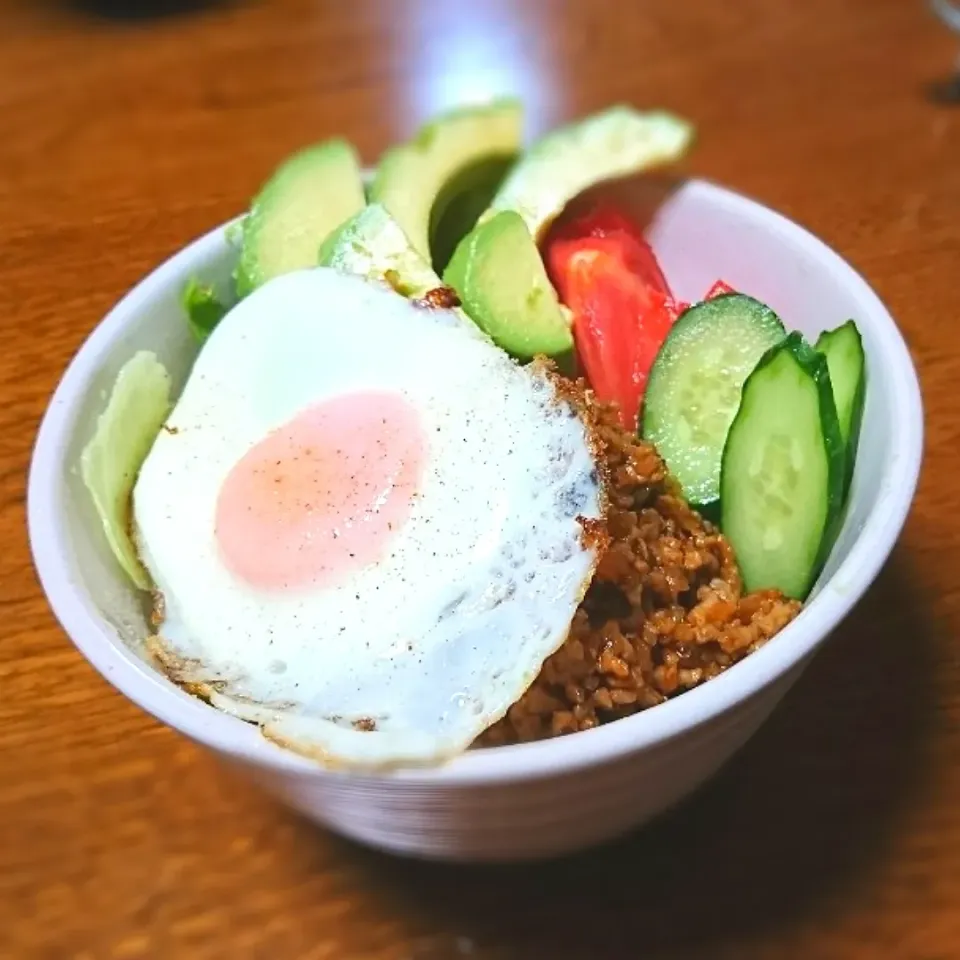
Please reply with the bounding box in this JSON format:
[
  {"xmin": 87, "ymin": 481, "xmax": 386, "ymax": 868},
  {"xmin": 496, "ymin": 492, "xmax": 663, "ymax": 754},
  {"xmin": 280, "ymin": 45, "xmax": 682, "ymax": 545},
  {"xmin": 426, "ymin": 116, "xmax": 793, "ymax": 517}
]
[
  {"xmin": 544, "ymin": 203, "xmax": 677, "ymax": 431},
  {"xmin": 665, "ymin": 279, "xmax": 734, "ymax": 320},
  {"xmin": 705, "ymin": 279, "xmax": 735, "ymax": 298},
  {"xmin": 547, "ymin": 204, "xmax": 673, "ymax": 295}
]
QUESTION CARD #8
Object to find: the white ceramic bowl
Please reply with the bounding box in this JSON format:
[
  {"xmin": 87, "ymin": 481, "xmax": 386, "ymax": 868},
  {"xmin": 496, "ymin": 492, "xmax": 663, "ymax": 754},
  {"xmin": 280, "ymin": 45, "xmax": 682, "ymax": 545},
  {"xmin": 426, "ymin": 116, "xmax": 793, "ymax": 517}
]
[{"xmin": 28, "ymin": 179, "xmax": 923, "ymax": 863}]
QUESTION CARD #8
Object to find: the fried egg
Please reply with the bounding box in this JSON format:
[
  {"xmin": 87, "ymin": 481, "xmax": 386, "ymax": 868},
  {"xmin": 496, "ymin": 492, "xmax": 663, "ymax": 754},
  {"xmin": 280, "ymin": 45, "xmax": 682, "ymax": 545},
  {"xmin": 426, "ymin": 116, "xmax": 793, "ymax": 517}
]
[{"xmin": 133, "ymin": 268, "xmax": 603, "ymax": 770}]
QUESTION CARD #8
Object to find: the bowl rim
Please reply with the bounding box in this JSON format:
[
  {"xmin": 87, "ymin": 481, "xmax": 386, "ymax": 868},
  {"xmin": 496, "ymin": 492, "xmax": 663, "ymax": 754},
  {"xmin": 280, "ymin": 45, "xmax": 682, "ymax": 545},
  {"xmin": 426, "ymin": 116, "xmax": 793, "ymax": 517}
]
[{"xmin": 27, "ymin": 178, "xmax": 924, "ymax": 785}]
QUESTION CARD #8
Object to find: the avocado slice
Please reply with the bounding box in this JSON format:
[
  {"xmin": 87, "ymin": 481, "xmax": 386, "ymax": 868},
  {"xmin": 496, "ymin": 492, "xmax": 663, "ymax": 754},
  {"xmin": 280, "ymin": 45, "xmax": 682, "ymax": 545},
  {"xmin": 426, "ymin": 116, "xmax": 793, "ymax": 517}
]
[
  {"xmin": 484, "ymin": 106, "xmax": 694, "ymax": 240},
  {"xmin": 442, "ymin": 107, "xmax": 692, "ymax": 367},
  {"xmin": 429, "ymin": 153, "xmax": 516, "ymax": 275},
  {"xmin": 369, "ymin": 99, "xmax": 523, "ymax": 265},
  {"xmin": 318, "ymin": 203, "xmax": 444, "ymax": 299},
  {"xmin": 443, "ymin": 210, "xmax": 573, "ymax": 364},
  {"xmin": 236, "ymin": 138, "xmax": 366, "ymax": 297}
]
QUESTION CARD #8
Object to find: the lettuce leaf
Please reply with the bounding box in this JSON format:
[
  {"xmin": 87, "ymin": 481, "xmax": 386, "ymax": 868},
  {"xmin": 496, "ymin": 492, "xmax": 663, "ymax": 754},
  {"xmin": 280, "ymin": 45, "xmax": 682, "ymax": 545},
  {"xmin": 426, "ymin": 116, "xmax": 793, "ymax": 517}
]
[
  {"xmin": 182, "ymin": 277, "xmax": 229, "ymax": 344},
  {"xmin": 80, "ymin": 351, "xmax": 172, "ymax": 589}
]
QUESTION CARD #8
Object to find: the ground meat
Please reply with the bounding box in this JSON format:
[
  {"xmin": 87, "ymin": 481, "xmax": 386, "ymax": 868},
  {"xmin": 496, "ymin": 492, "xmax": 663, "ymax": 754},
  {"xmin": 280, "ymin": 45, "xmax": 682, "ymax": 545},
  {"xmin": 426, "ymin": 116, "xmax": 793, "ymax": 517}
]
[
  {"xmin": 479, "ymin": 394, "xmax": 801, "ymax": 747},
  {"xmin": 411, "ymin": 285, "xmax": 462, "ymax": 310}
]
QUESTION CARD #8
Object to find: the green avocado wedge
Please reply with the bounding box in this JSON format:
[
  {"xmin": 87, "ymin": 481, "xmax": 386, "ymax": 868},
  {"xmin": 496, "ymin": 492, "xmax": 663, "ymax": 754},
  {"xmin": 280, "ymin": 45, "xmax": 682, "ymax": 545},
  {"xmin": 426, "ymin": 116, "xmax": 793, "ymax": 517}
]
[
  {"xmin": 369, "ymin": 99, "xmax": 523, "ymax": 265},
  {"xmin": 483, "ymin": 106, "xmax": 694, "ymax": 240},
  {"xmin": 443, "ymin": 210, "xmax": 573, "ymax": 365},
  {"xmin": 429, "ymin": 153, "xmax": 517, "ymax": 275},
  {"xmin": 318, "ymin": 203, "xmax": 445, "ymax": 299},
  {"xmin": 236, "ymin": 138, "xmax": 366, "ymax": 297}
]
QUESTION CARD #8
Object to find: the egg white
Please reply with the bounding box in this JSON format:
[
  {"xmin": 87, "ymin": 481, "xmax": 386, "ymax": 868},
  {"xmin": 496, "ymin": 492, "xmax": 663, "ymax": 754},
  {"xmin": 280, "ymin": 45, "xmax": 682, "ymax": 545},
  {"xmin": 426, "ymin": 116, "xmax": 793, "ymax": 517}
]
[{"xmin": 134, "ymin": 268, "xmax": 602, "ymax": 769}]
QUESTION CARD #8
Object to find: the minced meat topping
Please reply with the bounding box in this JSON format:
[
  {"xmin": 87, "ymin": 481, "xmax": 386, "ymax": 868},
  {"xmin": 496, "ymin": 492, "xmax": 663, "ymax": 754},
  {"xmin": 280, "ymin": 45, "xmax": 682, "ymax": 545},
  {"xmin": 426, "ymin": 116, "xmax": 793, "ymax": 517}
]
[{"xmin": 480, "ymin": 394, "xmax": 801, "ymax": 746}]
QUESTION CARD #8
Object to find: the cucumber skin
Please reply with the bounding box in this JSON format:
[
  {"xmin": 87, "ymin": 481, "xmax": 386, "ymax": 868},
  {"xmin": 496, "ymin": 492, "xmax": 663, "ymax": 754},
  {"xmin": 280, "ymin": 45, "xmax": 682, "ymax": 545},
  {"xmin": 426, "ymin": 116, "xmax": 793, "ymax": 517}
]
[
  {"xmin": 719, "ymin": 331, "xmax": 846, "ymax": 600},
  {"xmin": 697, "ymin": 499, "xmax": 721, "ymax": 526},
  {"xmin": 641, "ymin": 292, "xmax": 787, "ymax": 508},
  {"xmin": 816, "ymin": 320, "xmax": 866, "ymax": 498},
  {"xmin": 844, "ymin": 361, "xmax": 865, "ymax": 497}
]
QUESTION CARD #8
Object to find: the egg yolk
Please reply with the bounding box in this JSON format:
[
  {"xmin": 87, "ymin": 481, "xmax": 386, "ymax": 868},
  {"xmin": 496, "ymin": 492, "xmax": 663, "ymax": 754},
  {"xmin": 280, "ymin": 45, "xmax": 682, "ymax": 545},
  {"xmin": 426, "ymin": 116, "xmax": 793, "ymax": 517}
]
[{"xmin": 215, "ymin": 391, "xmax": 425, "ymax": 591}]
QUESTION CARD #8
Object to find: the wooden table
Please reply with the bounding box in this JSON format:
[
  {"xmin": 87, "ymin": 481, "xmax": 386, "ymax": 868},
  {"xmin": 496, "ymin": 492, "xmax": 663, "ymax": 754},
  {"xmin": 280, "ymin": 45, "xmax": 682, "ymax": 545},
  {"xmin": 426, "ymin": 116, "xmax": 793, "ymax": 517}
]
[{"xmin": 2, "ymin": 0, "xmax": 958, "ymax": 956}]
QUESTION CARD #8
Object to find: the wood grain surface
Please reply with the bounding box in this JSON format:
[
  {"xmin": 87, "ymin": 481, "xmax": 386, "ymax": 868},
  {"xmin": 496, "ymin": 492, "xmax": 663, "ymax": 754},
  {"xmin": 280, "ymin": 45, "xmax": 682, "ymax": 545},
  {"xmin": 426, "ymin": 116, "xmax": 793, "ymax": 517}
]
[{"xmin": 2, "ymin": 0, "xmax": 959, "ymax": 957}]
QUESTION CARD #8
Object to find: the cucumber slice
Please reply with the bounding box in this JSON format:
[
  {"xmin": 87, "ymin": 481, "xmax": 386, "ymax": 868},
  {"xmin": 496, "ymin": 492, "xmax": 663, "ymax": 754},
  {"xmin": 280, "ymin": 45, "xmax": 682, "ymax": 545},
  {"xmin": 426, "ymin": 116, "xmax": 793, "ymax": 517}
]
[
  {"xmin": 720, "ymin": 332, "xmax": 846, "ymax": 600},
  {"xmin": 816, "ymin": 319, "xmax": 866, "ymax": 496},
  {"xmin": 641, "ymin": 293, "xmax": 786, "ymax": 505}
]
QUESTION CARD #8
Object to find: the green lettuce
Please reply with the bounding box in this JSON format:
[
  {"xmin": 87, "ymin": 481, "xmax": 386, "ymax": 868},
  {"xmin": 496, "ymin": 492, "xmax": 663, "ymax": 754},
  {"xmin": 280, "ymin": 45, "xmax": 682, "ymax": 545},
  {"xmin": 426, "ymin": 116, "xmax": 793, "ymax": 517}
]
[
  {"xmin": 182, "ymin": 277, "xmax": 229, "ymax": 344},
  {"xmin": 80, "ymin": 351, "xmax": 172, "ymax": 589}
]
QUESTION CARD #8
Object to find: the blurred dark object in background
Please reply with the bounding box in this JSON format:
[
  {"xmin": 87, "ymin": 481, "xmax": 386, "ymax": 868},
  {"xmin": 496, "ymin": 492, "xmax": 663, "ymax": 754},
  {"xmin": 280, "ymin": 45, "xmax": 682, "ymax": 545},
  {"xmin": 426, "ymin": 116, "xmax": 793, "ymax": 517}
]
[
  {"xmin": 928, "ymin": 0, "xmax": 960, "ymax": 103},
  {"xmin": 64, "ymin": 0, "xmax": 230, "ymax": 20},
  {"xmin": 927, "ymin": 73, "xmax": 960, "ymax": 103}
]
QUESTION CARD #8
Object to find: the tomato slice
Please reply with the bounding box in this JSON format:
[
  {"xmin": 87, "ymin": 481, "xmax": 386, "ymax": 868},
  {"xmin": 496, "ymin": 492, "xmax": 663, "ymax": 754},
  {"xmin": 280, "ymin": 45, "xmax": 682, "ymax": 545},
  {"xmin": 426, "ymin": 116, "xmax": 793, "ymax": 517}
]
[
  {"xmin": 543, "ymin": 207, "xmax": 743, "ymax": 430},
  {"xmin": 666, "ymin": 279, "xmax": 734, "ymax": 320},
  {"xmin": 548, "ymin": 202, "xmax": 672, "ymax": 296},
  {"xmin": 556, "ymin": 249, "xmax": 633, "ymax": 409},
  {"xmin": 705, "ymin": 279, "xmax": 735, "ymax": 299},
  {"xmin": 545, "ymin": 205, "xmax": 677, "ymax": 431}
]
